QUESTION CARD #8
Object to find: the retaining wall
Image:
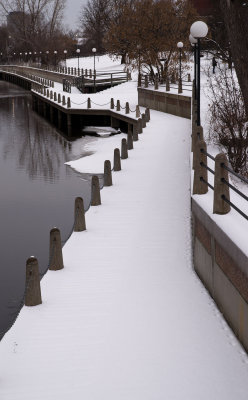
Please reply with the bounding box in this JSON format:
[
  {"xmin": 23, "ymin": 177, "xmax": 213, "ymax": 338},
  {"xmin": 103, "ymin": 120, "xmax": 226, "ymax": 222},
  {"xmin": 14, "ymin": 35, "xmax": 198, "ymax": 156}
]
[
  {"xmin": 192, "ymin": 198, "xmax": 248, "ymax": 351},
  {"xmin": 138, "ymin": 87, "xmax": 191, "ymax": 119}
]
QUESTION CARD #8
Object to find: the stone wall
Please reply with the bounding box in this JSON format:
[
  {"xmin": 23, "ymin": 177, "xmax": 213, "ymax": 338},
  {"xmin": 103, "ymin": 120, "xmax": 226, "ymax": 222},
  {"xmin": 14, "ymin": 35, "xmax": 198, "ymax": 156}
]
[
  {"xmin": 138, "ymin": 87, "xmax": 191, "ymax": 119},
  {"xmin": 192, "ymin": 198, "xmax": 248, "ymax": 351}
]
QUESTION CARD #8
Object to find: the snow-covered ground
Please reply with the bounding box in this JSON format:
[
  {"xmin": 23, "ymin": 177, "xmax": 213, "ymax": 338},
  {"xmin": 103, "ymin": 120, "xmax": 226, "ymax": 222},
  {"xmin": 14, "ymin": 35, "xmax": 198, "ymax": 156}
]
[{"xmin": 1, "ymin": 55, "xmax": 248, "ymax": 399}]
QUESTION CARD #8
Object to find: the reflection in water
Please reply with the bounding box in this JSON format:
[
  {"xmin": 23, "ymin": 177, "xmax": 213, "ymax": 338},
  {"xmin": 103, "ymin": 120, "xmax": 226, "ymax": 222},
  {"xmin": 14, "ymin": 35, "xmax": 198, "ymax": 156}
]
[{"xmin": 0, "ymin": 81, "xmax": 96, "ymax": 340}]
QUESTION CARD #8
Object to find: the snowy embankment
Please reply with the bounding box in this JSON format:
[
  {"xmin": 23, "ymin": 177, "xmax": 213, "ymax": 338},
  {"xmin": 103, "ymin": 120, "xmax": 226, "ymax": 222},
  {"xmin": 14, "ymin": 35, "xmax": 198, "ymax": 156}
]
[{"xmin": 0, "ymin": 56, "xmax": 248, "ymax": 399}]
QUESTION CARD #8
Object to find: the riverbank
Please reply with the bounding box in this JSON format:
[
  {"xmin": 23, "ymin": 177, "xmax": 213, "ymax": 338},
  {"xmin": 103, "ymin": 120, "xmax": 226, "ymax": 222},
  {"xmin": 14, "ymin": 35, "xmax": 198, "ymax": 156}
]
[{"xmin": 1, "ymin": 99, "xmax": 248, "ymax": 398}]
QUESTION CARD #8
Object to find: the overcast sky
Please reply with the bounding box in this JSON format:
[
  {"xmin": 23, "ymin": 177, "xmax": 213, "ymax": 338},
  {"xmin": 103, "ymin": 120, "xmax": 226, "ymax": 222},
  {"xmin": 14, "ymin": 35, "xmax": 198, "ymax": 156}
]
[{"xmin": 64, "ymin": 0, "xmax": 87, "ymax": 30}]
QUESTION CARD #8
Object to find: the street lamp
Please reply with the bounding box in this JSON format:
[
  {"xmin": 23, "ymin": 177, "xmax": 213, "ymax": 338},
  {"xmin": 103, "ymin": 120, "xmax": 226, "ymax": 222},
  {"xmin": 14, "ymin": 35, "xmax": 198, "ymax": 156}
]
[
  {"xmin": 92, "ymin": 47, "xmax": 96, "ymax": 92},
  {"xmin": 190, "ymin": 21, "xmax": 208, "ymax": 126},
  {"xmin": 189, "ymin": 34, "xmax": 197, "ymax": 101},
  {"xmin": 76, "ymin": 48, "xmax": 80, "ymax": 69},
  {"xmin": 177, "ymin": 41, "xmax": 183, "ymax": 93},
  {"xmin": 64, "ymin": 49, "xmax": 67, "ymax": 66}
]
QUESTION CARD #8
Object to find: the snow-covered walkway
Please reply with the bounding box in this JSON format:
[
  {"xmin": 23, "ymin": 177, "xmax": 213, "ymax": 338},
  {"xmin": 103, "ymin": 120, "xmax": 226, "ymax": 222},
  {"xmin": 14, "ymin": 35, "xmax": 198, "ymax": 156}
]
[{"xmin": 0, "ymin": 109, "xmax": 248, "ymax": 399}]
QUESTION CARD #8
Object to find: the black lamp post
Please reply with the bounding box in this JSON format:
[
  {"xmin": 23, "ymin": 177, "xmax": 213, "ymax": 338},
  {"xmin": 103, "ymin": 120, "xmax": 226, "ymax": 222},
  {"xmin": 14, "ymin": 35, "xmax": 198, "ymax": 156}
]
[
  {"xmin": 137, "ymin": 44, "xmax": 141, "ymax": 87},
  {"xmin": 54, "ymin": 50, "xmax": 57, "ymax": 67},
  {"xmin": 190, "ymin": 21, "xmax": 208, "ymax": 126},
  {"xmin": 64, "ymin": 50, "xmax": 67, "ymax": 67},
  {"xmin": 189, "ymin": 33, "xmax": 197, "ymax": 101},
  {"xmin": 92, "ymin": 47, "xmax": 96, "ymax": 92},
  {"xmin": 177, "ymin": 41, "xmax": 183, "ymax": 93}
]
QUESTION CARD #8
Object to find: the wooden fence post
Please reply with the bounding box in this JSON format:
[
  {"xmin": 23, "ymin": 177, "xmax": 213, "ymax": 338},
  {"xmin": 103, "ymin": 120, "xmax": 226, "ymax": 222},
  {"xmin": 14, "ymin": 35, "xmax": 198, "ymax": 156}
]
[
  {"xmin": 74, "ymin": 197, "xmax": 86, "ymax": 231},
  {"xmin": 193, "ymin": 140, "xmax": 208, "ymax": 195},
  {"xmin": 25, "ymin": 257, "xmax": 42, "ymax": 306},
  {"xmin": 213, "ymin": 153, "xmax": 231, "ymax": 214},
  {"xmin": 49, "ymin": 228, "xmax": 64, "ymax": 270}
]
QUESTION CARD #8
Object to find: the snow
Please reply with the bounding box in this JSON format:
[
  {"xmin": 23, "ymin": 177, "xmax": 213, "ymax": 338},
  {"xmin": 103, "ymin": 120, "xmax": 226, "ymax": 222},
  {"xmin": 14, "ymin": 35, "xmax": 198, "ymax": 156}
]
[{"xmin": 1, "ymin": 55, "xmax": 248, "ymax": 399}]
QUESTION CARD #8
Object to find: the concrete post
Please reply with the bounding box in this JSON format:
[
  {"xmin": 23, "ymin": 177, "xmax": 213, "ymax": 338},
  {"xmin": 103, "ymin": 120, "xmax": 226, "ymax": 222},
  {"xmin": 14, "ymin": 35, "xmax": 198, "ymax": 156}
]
[
  {"xmin": 178, "ymin": 78, "xmax": 183, "ymax": 94},
  {"xmin": 125, "ymin": 102, "xmax": 130, "ymax": 114},
  {"xmin": 74, "ymin": 197, "xmax": 86, "ymax": 231},
  {"xmin": 116, "ymin": 100, "xmax": 120, "ymax": 111},
  {"xmin": 91, "ymin": 176, "xmax": 101, "ymax": 206},
  {"xmin": 145, "ymin": 75, "xmax": 148, "ymax": 88},
  {"xmin": 213, "ymin": 153, "xmax": 231, "ymax": 214},
  {"xmin": 142, "ymin": 113, "xmax": 146, "ymax": 128},
  {"xmin": 58, "ymin": 93, "xmax": 61, "ymax": 103},
  {"xmin": 50, "ymin": 90, "xmax": 53, "ymax": 99},
  {"xmin": 104, "ymin": 160, "xmax": 112, "ymax": 186},
  {"xmin": 137, "ymin": 118, "xmax": 143, "ymax": 134},
  {"xmin": 136, "ymin": 105, "xmax": 140, "ymax": 118},
  {"xmin": 110, "ymin": 98, "xmax": 114, "ymax": 109},
  {"xmin": 62, "ymin": 95, "xmax": 66, "ymax": 106},
  {"xmin": 67, "ymin": 97, "xmax": 71, "ymax": 108},
  {"xmin": 46, "ymin": 89, "xmax": 49, "ymax": 98},
  {"xmin": 54, "ymin": 92, "xmax": 57, "ymax": 102},
  {"xmin": 25, "ymin": 257, "xmax": 42, "ymax": 306},
  {"xmin": 127, "ymin": 129, "xmax": 133, "ymax": 150},
  {"xmin": 49, "ymin": 228, "xmax": 64, "ymax": 270},
  {"xmin": 192, "ymin": 125, "xmax": 203, "ymax": 169},
  {"xmin": 121, "ymin": 138, "xmax": 128, "ymax": 159},
  {"xmin": 133, "ymin": 124, "xmax": 139, "ymax": 141},
  {"xmin": 114, "ymin": 148, "xmax": 121, "ymax": 171},
  {"xmin": 193, "ymin": 140, "xmax": 208, "ymax": 195},
  {"xmin": 87, "ymin": 98, "xmax": 91, "ymax": 109}
]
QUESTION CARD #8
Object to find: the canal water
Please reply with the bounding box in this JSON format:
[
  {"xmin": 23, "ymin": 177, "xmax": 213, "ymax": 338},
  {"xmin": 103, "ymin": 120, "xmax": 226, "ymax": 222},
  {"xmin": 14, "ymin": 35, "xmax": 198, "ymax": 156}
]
[{"xmin": 0, "ymin": 81, "xmax": 96, "ymax": 340}]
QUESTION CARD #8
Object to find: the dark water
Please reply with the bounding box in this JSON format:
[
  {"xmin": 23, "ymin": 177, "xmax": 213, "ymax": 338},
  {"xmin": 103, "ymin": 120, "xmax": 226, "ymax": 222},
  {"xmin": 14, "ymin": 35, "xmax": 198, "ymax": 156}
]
[{"xmin": 0, "ymin": 81, "xmax": 95, "ymax": 339}]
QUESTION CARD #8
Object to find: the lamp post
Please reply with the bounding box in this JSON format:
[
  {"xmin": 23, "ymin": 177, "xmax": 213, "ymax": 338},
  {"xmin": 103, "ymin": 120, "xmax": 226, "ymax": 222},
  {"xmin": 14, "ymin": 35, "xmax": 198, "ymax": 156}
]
[
  {"xmin": 137, "ymin": 44, "xmax": 141, "ymax": 87},
  {"xmin": 177, "ymin": 41, "xmax": 183, "ymax": 93},
  {"xmin": 64, "ymin": 49, "xmax": 67, "ymax": 67},
  {"xmin": 190, "ymin": 21, "xmax": 208, "ymax": 126},
  {"xmin": 76, "ymin": 48, "xmax": 80, "ymax": 69},
  {"xmin": 54, "ymin": 50, "xmax": 57, "ymax": 67},
  {"xmin": 92, "ymin": 47, "xmax": 96, "ymax": 92},
  {"xmin": 189, "ymin": 34, "xmax": 197, "ymax": 90}
]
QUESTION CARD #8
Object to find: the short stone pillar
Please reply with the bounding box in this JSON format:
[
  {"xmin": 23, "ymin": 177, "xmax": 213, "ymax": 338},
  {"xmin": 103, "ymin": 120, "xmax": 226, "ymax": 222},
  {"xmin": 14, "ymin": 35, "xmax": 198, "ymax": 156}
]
[
  {"xmin": 74, "ymin": 197, "xmax": 86, "ymax": 231},
  {"xmin": 127, "ymin": 129, "xmax": 133, "ymax": 150},
  {"xmin": 137, "ymin": 118, "xmax": 143, "ymax": 134},
  {"xmin": 91, "ymin": 176, "xmax": 101, "ymax": 206},
  {"xmin": 49, "ymin": 228, "xmax": 64, "ymax": 270},
  {"xmin": 121, "ymin": 138, "xmax": 128, "ymax": 159},
  {"xmin": 50, "ymin": 90, "xmax": 53, "ymax": 99},
  {"xmin": 125, "ymin": 102, "xmax": 130, "ymax": 114},
  {"xmin": 193, "ymin": 140, "xmax": 208, "ymax": 195},
  {"xmin": 178, "ymin": 78, "xmax": 183, "ymax": 94},
  {"xmin": 116, "ymin": 100, "xmax": 120, "ymax": 111},
  {"xmin": 54, "ymin": 92, "xmax": 57, "ymax": 102},
  {"xmin": 62, "ymin": 95, "xmax": 66, "ymax": 106},
  {"xmin": 25, "ymin": 257, "xmax": 42, "ymax": 306},
  {"xmin": 136, "ymin": 105, "xmax": 140, "ymax": 118},
  {"xmin": 142, "ymin": 113, "xmax": 146, "ymax": 128},
  {"xmin": 133, "ymin": 124, "xmax": 139, "ymax": 141},
  {"xmin": 113, "ymin": 148, "xmax": 121, "ymax": 171},
  {"xmin": 67, "ymin": 97, "xmax": 71, "ymax": 108},
  {"xmin": 87, "ymin": 97, "xmax": 91, "ymax": 109},
  {"xmin": 104, "ymin": 160, "xmax": 112, "ymax": 186},
  {"xmin": 110, "ymin": 98, "xmax": 114, "ymax": 109},
  {"xmin": 213, "ymin": 153, "xmax": 231, "ymax": 214},
  {"xmin": 145, "ymin": 75, "xmax": 148, "ymax": 88},
  {"xmin": 58, "ymin": 93, "xmax": 61, "ymax": 103}
]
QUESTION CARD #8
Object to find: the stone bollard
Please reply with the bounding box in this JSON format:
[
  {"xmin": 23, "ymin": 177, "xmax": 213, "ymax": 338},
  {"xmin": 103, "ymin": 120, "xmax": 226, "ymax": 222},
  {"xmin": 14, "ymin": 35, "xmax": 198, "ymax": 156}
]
[
  {"xmin": 192, "ymin": 125, "xmax": 203, "ymax": 169},
  {"xmin": 74, "ymin": 197, "xmax": 86, "ymax": 231},
  {"xmin": 127, "ymin": 130, "xmax": 133, "ymax": 150},
  {"xmin": 54, "ymin": 92, "xmax": 57, "ymax": 102},
  {"xmin": 145, "ymin": 75, "xmax": 148, "ymax": 88},
  {"xmin": 116, "ymin": 100, "xmax": 120, "ymax": 111},
  {"xmin": 87, "ymin": 97, "xmax": 91, "ymax": 109},
  {"xmin": 67, "ymin": 97, "xmax": 71, "ymax": 108},
  {"xmin": 133, "ymin": 124, "xmax": 139, "ymax": 141},
  {"xmin": 193, "ymin": 140, "xmax": 208, "ymax": 195},
  {"xmin": 62, "ymin": 95, "xmax": 66, "ymax": 106},
  {"xmin": 50, "ymin": 90, "xmax": 53, "ymax": 99},
  {"xmin": 113, "ymin": 148, "xmax": 121, "ymax": 171},
  {"xmin": 104, "ymin": 160, "xmax": 112, "ymax": 186},
  {"xmin": 49, "ymin": 228, "xmax": 64, "ymax": 270},
  {"xmin": 46, "ymin": 89, "xmax": 49, "ymax": 98},
  {"xmin": 154, "ymin": 76, "xmax": 159, "ymax": 90},
  {"xmin": 125, "ymin": 102, "xmax": 130, "ymax": 114},
  {"xmin": 213, "ymin": 153, "xmax": 231, "ymax": 214},
  {"xmin": 137, "ymin": 118, "xmax": 143, "ymax": 134},
  {"xmin": 58, "ymin": 93, "xmax": 61, "ymax": 103},
  {"xmin": 121, "ymin": 138, "xmax": 128, "ymax": 159},
  {"xmin": 178, "ymin": 78, "xmax": 183, "ymax": 94},
  {"xmin": 91, "ymin": 175, "xmax": 101, "ymax": 206},
  {"xmin": 136, "ymin": 105, "xmax": 140, "ymax": 118},
  {"xmin": 110, "ymin": 98, "xmax": 114, "ymax": 109},
  {"xmin": 25, "ymin": 257, "xmax": 42, "ymax": 306},
  {"xmin": 142, "ymin": 113, "xmax": 146, "ymax": 128}
]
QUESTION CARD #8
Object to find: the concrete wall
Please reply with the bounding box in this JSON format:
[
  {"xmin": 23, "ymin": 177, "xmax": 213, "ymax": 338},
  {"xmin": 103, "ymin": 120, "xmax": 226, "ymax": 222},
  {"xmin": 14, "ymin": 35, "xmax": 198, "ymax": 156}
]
[
  {"xmin": 138, "ymin": 87, "xmax": 191, "ymax": 119},
  {"xmin": 192, "ymin": 198, "xmax": 248, "ymax": 351}
]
